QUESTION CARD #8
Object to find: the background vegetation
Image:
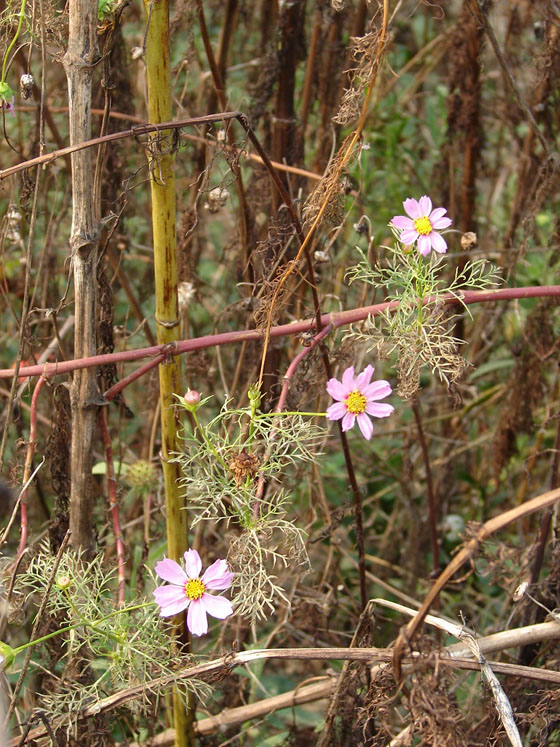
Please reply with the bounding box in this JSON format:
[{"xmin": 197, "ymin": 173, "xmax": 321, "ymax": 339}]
[{"xmin": 1, "ymin": 0, "xmax": 560, "ymax": 744}]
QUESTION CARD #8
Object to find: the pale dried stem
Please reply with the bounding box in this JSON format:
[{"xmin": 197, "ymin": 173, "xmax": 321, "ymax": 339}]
[
  {"xmin": 13, "ymin": 617, "xmax": 560, "ymax": 745},
  {"xmin": 63, "ymin": 0, "xmax": 101, "ymax": 553}
]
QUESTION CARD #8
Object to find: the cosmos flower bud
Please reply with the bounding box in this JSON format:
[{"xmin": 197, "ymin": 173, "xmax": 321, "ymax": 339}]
[
  {"xmin": 55, "ymin": 574, "xmax": 72, "ymax": 590},
  {"xmin": 184, "ymin": 389, "xmax": 201, "ymax": 406}
]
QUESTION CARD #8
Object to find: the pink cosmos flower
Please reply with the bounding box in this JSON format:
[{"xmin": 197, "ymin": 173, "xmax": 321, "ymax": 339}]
[
  {"xmin": 326, "ymin": 365, "xmax": 394, "ymax": 440},
  {"xmin": 153, "ymin": 549, "xmax": 234, "ymax": 637},
  {"xmin": 391, "ymin": 195, "xmax": 452, "ymax": 256}
]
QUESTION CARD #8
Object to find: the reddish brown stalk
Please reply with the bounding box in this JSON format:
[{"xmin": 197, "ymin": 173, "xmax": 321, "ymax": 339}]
[
  {"xmin": 412, "ymin": 400, "xmax": 440, "ymax": 577},
  {"xmin": 276, "ymin": 326, "xmax": 333, "ymax": 413},
  {"xmin": 2, "ymin": 285, "xmax": 559, "ymax": 383},
  {"xmin": 98, "ymin": 408, "xmax": 126, "ymax": 606},
  {"xmin": 252, "ymin": 325, "xmax": 332, "ymax": 520},
  {"xmin": 103, "ymin": 354, "xmax": 166, "ymax": 402},
  {"xmin": 17, "ymin": 375, "xmax": 46, "ymax": 558}
]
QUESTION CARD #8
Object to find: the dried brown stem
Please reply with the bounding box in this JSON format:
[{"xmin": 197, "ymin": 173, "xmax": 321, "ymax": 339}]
[
  {"xmin": 393, "ymin": 485, "xmax": 560, "ymax": 682},
  {"xmin": 412, "ymin": 399, "xmax": 439, "ymax": 577},
  {"xmin": 12, "ymin": 632, "xmax": 560, "ymax": 745}
]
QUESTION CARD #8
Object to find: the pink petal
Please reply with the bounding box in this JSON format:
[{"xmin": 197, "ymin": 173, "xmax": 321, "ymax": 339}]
[
  {"xmin": 417, "ymin": 235, "xmax": 432, "ymax": 256},
  {"xmin": 431, "ymin": 215, "xmax": 452, "ymax": 230},
  {"xmin": 155, "ymin": 558, "xmax": 188, "ymax": 586},
  {"xmin": 326, "ymin": 378, "xmax": 348, "ymax": 401},
  {"xmin": 418, "ymin": 195, "xmax": 432, "ymax": 216},
  {"xmin": 200, "ymin": 593, "xmax": 234, "ymax": 620},
  {"xmin": 362, "ymin": 380, "xmax": 392, "ymax": 400},
  {"xmin": 327, "ymin": 402, "xmax": 348, "ymax": 421},
  {"xmin": 430, "ymin": 232, "xmax": 448, "ymax": 253},
  {"xmin": 391, "ymin": 215, "xmax": 414, "ymax": 230},
  {"xmin": 153, "ymin": 586, "xmax": 189, "ymax": 617},
  {"xmin": 341, "ymin": 366, "xmax": 356, "ymax": 390},
  {"xmin": 399, "ymin": 228, "xmax": 419, "ymax": 245},
  {"xmin": 403, "ymin": 198, "xmax": 421, "ymax": 219},
  {"xmin": 356, "ymin": 413, "xmax": 373, "ymax": 440},
  {"xmin": 202, "ymin": 559, "xmax": 234, "ymax": 590},
  {"xmin": 365, "ymin": 402, "xmax": 394, "ymax": 418},
  {"xmin": 341, "ymin": 411, "xmax": 356, "ymax": 432},
  {"xmin": 187, "ymin": 599, "xmax": 208, "ymax": 636},
  {"xmin": 428, "ymin": 207, "xmax": 447, "ymax": 222},
  {"xmin": 355, "ymin": 365, "xmax": 374, "ymax": 389},
  {"xmin": 183, "ymin": 549, "xmax": 202, "ymax": 579}
]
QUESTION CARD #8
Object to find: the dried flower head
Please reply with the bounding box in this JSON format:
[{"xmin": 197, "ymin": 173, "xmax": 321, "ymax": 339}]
[
  {"xmin": 204, "ymin": 187, "xmax": 230, "ymax": 213},
  {"xmin": 124, "ymin": 459, "xmax": 159, "ymax": 492},
  {"xmin": 19, "ymin": 74, "xmax": 34, "ymax": 99},
  {"xmin": 326, "ymin": 365, "xmax": 394, "ymax": 440},
  {"xmin": 153, "ymin": 549, "xmax": 234, "ymax": 637},
  {"xmin": 391, "ymin": 196, "xmax": 452, "ymax": 256},
  {"xmin": 228, "ymin": 449, "xmax": 260, "ymax": 485},
  {"xmin": 460, "ymin": 231, "xmax": 478, "ymax": 250}
]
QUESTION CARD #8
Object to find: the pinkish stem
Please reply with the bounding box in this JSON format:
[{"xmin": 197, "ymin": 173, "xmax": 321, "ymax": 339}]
[
  {"xmin": 98, "ymin": 408, "xmax": 126, "ymax": 606},
  {"xmin": 252, "ymin": 325, "xmax": 332, "ymax": 519},
  {"xmin": 17, "ymin": 375, "xmax": 46, "ymax": 558},
  {"xmin": 1, "ymin": 286, "xmax": 560, "ymax": 382},
  {"xmin": 103, "ymin": 353, "xmax": 165, "ymax": 402}
]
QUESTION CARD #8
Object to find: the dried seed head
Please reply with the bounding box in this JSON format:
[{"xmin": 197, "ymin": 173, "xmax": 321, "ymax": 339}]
[
  {"xmin": 228, "ymin": 449, "xmax": 260, "ymax": 485},
  {"xmin": 204, "ymin": 187, "xmax": 230, "ymax": 213},
  {"xmin": 5, "ymin": 204, "xmax": 22, "ymax": 242},
  {"xmin": 20, "ymin": 74, "xmax": 34, "ymax": 99},
  {"xmin": 178, "ymin": 281, "xmax": 196, "ymax": 312},
  {"xmin": 512, "ymin": 581, "xmax": 529, "ymax": 602},
  {"xmin": 125, "ymin": 459, "xmax": 159, "ymax": 491},
  {"xmin": 460, "ymin": 231, "xmax": 478, "ymax": 250}
]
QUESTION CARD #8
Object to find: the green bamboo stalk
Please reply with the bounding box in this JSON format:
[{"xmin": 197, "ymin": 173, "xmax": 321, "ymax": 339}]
[{"xmin": 142, "ymin": 1, "xmax": 192, "ymax": 745}]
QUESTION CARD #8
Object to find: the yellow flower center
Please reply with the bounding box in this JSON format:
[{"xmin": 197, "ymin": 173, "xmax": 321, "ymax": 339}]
[
  {"xmin": 413, "ymin": 216, "xmax": 432, "ymax": 235},
  {"xmin": 185, "ymin": 578, "xmax": 206, "ymax": 600},
  {"xmin": 346, "ymin": 390, "xmax": 367, "ymax": 415}
]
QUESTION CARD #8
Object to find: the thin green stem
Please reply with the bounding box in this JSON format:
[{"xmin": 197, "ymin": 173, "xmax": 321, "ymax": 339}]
[
  {"xmin": 256, "ymin": 411, "xmax": 327, "ymax": 418},
  {"xmin": 191, "ymin": 410, "xmax": 229, "ymax": 471},
  {"xmin": 1, "ymin": 0, "xmax": 27, "ymax": 84},
  {"xmin": 10, "ymin": 601, "xmax": 153, "ymax": 659}
]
